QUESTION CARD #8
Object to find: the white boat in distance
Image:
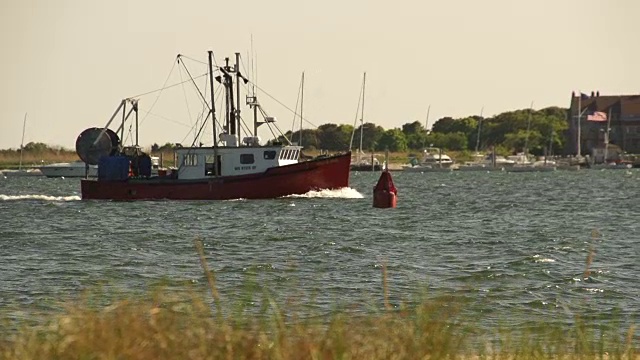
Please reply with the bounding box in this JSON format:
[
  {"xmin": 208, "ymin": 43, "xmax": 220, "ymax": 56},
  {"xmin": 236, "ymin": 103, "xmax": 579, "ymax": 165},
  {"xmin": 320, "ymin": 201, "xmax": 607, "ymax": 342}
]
[
  {"xmin": 4, "ymin": 112, "xmax": 44, "ymax": 177},
  {"xmin": 39, "ymin": 157, "xmax": 161, "ymax": 178},
  {"xmin": 2, "ymin": 168, "xmax": 43, "ymax": 177},
  {"xmin": 39, "ymin": 161, "xmax": 98, "ymax": 178},
  {"xmin": 505, "ymin": 153, "xmax": 556, "ymax": 172},
  {"xmin": 403, "ymin": 147, "xmax": 455, "ymax": 172},
  {"xmin": 458, "ymin": 153, "xmax": 516, "ymax": 171}
]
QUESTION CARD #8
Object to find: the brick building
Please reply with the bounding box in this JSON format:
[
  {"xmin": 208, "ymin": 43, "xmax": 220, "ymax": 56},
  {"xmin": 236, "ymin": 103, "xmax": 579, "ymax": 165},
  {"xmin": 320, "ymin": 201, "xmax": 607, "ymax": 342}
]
[{"xmin": 566, "ymin": 92, "xmax": 640, "ymax": 156}]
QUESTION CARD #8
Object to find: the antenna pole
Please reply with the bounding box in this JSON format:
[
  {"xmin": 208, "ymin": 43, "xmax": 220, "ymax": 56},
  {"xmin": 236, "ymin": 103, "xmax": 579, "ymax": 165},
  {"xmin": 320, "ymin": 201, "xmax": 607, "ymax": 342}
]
[
  {"xmin": 251, "ymin": 37, "xmax": 258, "ymax": 136},
  {"xmin": 134, "ymin": 100, "xmax": 139, "ymax": 146},
  {"xmin": 208, "ymin": 51, "xmax": 219, "ymax": 176},
  {"xmin": 299, "ymin": 71, "xmax": 304, "ymax": 147},
  {"xmin": 359, "ymin": 72, "xmax": 366, "ymax": 160},
  {"xmin": 235, "ymin": 53, "xmax": 242, "ymax": 145}
]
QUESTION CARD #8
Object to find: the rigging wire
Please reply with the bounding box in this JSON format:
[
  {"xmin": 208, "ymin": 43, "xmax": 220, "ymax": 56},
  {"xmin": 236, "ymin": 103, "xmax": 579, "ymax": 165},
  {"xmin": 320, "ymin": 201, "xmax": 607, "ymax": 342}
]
[
  {"xmin": 177, "ymin": 56, "xmax": 213, "ymax": 113},
  {"xmin": 258, "ymin": 106, "xmax": 292, "ymax": 145},
  {"xmin": 183, "ymin": 52, "xmax": 315, "ymax": 144},
  {"xmin": 246, "ymin": 79, "xmax": 318, "ymax": 129},
  {"xmin": 258, "ymin": 107, "xmax": 280, "ymax": 142},
  {"xmin": 137, "ymin": 109, "xmax": 194, "ymax": 129},
  {"xmin": 178, "ymin": 64, "xmax": 196, "ymax": 142},
  {"xmin": 290, "ymin": 77, "xmax": 302, "ymax": 135},
  {"xmin": 130, "ymin": 74, "xmax": 207, "ymax": 101},
  {"xmin": 126, "ymin": 52, "xmax": 319, "ymax": 148},
  {"xmin": 348, "ymin": 78, "xmax": 364, "ymax": 152}
]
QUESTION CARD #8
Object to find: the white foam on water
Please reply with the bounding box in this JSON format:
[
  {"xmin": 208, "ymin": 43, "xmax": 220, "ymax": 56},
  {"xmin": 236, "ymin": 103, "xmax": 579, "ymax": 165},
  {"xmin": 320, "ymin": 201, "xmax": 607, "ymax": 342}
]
[
  {"xmin": 0, "ymin": 194, "xmax": 81, "ymax": 202},
  {"xmin": 284, "ymin": 187, "xmax": 364, "ymax": 199}
]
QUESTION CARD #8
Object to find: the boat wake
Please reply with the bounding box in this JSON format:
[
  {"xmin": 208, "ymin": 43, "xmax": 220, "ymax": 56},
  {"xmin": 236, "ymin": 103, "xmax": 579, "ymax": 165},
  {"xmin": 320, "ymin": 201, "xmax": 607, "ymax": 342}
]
[
  {"xmin": 284, "ymin": 187, "xmax": 364, "ymax": 199},
  {"xmin": 0, "ymin": 194, "xmax": 81, "ymax": 202}
]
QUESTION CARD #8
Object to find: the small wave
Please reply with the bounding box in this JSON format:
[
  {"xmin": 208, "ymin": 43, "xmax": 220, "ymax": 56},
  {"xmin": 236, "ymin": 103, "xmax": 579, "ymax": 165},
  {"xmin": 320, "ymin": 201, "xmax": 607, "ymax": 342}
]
[
  {"xmin": 532, "ymin": 255, "xmax": 555, "ymax": 263},
  {"xmin": 284, "ymin": 187, "xmax": 364, "ymax": 199},
  {"xmin": 0, "ymin": 194, "xmax": 81, "ymax": 202}
]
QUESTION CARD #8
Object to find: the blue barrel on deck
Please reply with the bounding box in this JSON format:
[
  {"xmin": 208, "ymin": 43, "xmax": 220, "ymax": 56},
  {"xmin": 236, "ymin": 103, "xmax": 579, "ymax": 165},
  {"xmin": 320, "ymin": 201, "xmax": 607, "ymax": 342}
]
[{"xmin": 98, "ymin": 156, "xmax": 130, "ymax": 181}]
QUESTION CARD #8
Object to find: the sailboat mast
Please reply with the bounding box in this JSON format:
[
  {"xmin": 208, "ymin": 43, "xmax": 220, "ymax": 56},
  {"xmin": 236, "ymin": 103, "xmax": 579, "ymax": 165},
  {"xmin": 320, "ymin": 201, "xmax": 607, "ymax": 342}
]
[
  {"xmin": 235, "ymin": 53, "xmax": 242, "ymax": 145},
  {"xmin": 475, "ymin": 106, "xmax": 484, "ymax": 154},
  {"xmin": 523, "ymin": 101, "xmax": 534, "ymax": 161},
  {"xmin": 299, "ymin": 72, "xmax": 304, "ymax": 147},
  {"xmin": 359, "ymin": 72, "xmax": 366, "ymax": 159},
  {"xmin": 19, "ymin": 112, "xmax": 27, "ymax": 170},
  {"xmin": 425, "ymin": 105, "xmax": 431, "ymax": 132}
]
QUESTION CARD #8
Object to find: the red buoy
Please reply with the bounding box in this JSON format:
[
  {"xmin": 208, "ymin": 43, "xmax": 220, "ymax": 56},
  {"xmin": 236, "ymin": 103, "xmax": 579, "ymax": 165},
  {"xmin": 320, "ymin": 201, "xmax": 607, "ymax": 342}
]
[{"xmin": 373, "ymin": 169, "xmax": 397, "ymax": 208}]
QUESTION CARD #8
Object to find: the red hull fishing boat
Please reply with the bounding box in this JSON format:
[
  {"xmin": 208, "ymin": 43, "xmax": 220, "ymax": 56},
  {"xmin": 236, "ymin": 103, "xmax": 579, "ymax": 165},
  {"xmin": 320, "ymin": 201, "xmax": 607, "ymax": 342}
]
[{"xmin": 77, "ymin": 51, "xmax": 351, "ymax": 200}]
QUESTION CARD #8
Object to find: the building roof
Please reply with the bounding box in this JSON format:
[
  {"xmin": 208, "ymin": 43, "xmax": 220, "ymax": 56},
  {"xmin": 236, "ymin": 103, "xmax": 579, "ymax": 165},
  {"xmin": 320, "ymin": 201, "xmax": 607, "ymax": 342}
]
[{"xmin": 571, "ymin": 93, "xmax": 640, "ymax": 121}]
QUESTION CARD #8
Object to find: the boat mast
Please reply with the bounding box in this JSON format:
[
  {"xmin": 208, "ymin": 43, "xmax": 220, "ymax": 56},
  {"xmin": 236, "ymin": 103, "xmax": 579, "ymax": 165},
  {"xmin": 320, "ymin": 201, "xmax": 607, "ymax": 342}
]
[
  {"xmin": 523, "ymin": 101, "xmax": 534, "ymax": 163},
  {"xmin": 223, "ymin": 58, "xmax": 237, "ymax": 142},
  {"xmin": 299, "ymin": 71, "xmax": 304, "ymax": 147},
  {"xmin": 359, "ymin": 72, "xmax": 366, "ymax": 161},
  {"xmin": 134, "ymin": 100, "xmax": 139, "ymax": 147},
  {"xmin": 19, "ymin": 112, "xmax": 27, "ymax": 171},
  {"xmin": 120, "ymin": 101, "xmax": 126, "ymax": 147},
  {"xmin": 250, "ymin": 35, "xmax": 258, "ymax": 137},
  {"xmin": 235, "ymin": 53, "xmax": 242, "ymax": 145},
  {"xmin": 208, "ymin": 51, "xmax": 219, "ymax": 176},
  {"xmin": 253, "ymin": 50, "xmax": 258, "ymax": 137},
  {"xmin": 425, "ymin": 105, "xmax": 431, "ymax": 132},
  {"xmin": 475, "ymin": 106, "xmax": 484, "ymax": 154}
]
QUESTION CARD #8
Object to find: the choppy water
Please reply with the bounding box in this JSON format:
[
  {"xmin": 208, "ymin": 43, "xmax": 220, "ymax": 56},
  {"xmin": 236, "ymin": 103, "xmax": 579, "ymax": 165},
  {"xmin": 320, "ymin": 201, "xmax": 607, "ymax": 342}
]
[{"xmin": 1, "ymin": 170, "xmax": 639, "ymax": 330}]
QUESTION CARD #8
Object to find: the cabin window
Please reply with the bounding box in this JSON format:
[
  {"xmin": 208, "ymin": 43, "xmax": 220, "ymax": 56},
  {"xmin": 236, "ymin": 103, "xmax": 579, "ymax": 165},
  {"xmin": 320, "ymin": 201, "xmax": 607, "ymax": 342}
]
[
  {"xmin": 240, "ymin": 154, "xmax": 255, "ymax": 164},
  {"xmin": 264, "ymin": 150, "xmax": 276, "ymax": 160},
  {"xmin": 183, "ymin": 154, "xmax": 198, "ymax": 166}
]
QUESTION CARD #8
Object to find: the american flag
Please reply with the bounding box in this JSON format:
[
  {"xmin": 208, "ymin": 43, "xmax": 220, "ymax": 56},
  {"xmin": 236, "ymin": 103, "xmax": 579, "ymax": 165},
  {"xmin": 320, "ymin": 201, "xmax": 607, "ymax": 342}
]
[{"xmin": 587, "ymin": 111, "xmax": 607, "ymax": 122}]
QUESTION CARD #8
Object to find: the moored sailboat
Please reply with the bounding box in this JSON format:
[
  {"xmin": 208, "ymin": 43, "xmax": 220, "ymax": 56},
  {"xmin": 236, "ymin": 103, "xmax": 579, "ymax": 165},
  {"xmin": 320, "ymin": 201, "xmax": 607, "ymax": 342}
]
[
  {"xmin": 78, "ymin": 51, "xmax": 350, "ymax": 200},
  {"xmin": 3, "ymin": 113, "xmax": 43, "ymax": 177},
  {"xmin": 349, "ymin": 72, "xmax": 382, "ymax": 171}
]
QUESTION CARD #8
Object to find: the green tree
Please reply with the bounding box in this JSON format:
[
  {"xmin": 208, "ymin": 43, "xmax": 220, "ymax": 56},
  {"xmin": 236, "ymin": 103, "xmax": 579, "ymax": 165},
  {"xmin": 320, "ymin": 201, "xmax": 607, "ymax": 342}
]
[
  {"xmin": 401, "ymin": 121, "xmax": 425, "ymax": 136},
  {"xmin": 289, "ymin": 129, "xmax": 319, "ymax": 150},
  {"xmin": 376, "ymin": 129, "xmax": 407, "ymax": 152},
  {"xmin": 22, "ymin": 142, "xmax": 49, "ymax": 152},
  {"xmin": 431, "ymin": 117, "xmax": 477, "ymax": 134},
  {"xmin": 426, "ymin": 132, "xmax": 468, "ymax": 151},
  {"xmin": 317, "ymin": 124, "xmax": 353, "ymax": 151},
  {"xmin": 351, "ymin": 122, "xmax": 385, "ymax": 151},
  {"xmin": 406, "ymin": 132, "xmax": 429, "ymax": 150}
]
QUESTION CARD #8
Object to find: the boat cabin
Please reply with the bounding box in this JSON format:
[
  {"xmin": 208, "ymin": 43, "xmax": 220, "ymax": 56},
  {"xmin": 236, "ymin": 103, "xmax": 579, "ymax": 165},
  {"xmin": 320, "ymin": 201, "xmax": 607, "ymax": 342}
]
[{"xmin": 175, "ymin": 145, "xmax": 302, "ymax": 180}]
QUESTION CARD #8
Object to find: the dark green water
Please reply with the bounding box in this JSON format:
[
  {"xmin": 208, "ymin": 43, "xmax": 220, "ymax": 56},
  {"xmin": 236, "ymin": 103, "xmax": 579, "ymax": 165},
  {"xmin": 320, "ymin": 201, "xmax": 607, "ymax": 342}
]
[{"xmin": 1, "ymin": 170, "xmax": 638, "ymax": 330}]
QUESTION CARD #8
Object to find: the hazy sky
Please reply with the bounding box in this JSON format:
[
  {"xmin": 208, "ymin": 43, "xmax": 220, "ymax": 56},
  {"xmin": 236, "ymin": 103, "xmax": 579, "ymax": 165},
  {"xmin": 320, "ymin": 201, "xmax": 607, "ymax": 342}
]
[{"xmin": 1, "ymin": 0, "xmax": 638, "ymax": 149}]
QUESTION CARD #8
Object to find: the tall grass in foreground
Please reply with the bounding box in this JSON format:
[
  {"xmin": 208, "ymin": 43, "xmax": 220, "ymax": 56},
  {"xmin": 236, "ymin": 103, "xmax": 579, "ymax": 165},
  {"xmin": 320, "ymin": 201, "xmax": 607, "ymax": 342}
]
[{"xmin": 0, "ymin": 239, "xmax": 636, "ymax": 359}]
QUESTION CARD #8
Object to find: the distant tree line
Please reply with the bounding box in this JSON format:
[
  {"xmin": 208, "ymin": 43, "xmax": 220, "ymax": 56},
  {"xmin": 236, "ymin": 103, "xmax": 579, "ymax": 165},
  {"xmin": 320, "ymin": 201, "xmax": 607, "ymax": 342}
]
[
  {"xmin": 0, "ymin": 142, "xmax": 73, "ymax": 154},
  {"xmin": 274, "ymin": 106, "xmax": 569, "ymax": 155},
  {"xmin": 2, "ymin": 107, "xmax": 569, "ymax": 157}
]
